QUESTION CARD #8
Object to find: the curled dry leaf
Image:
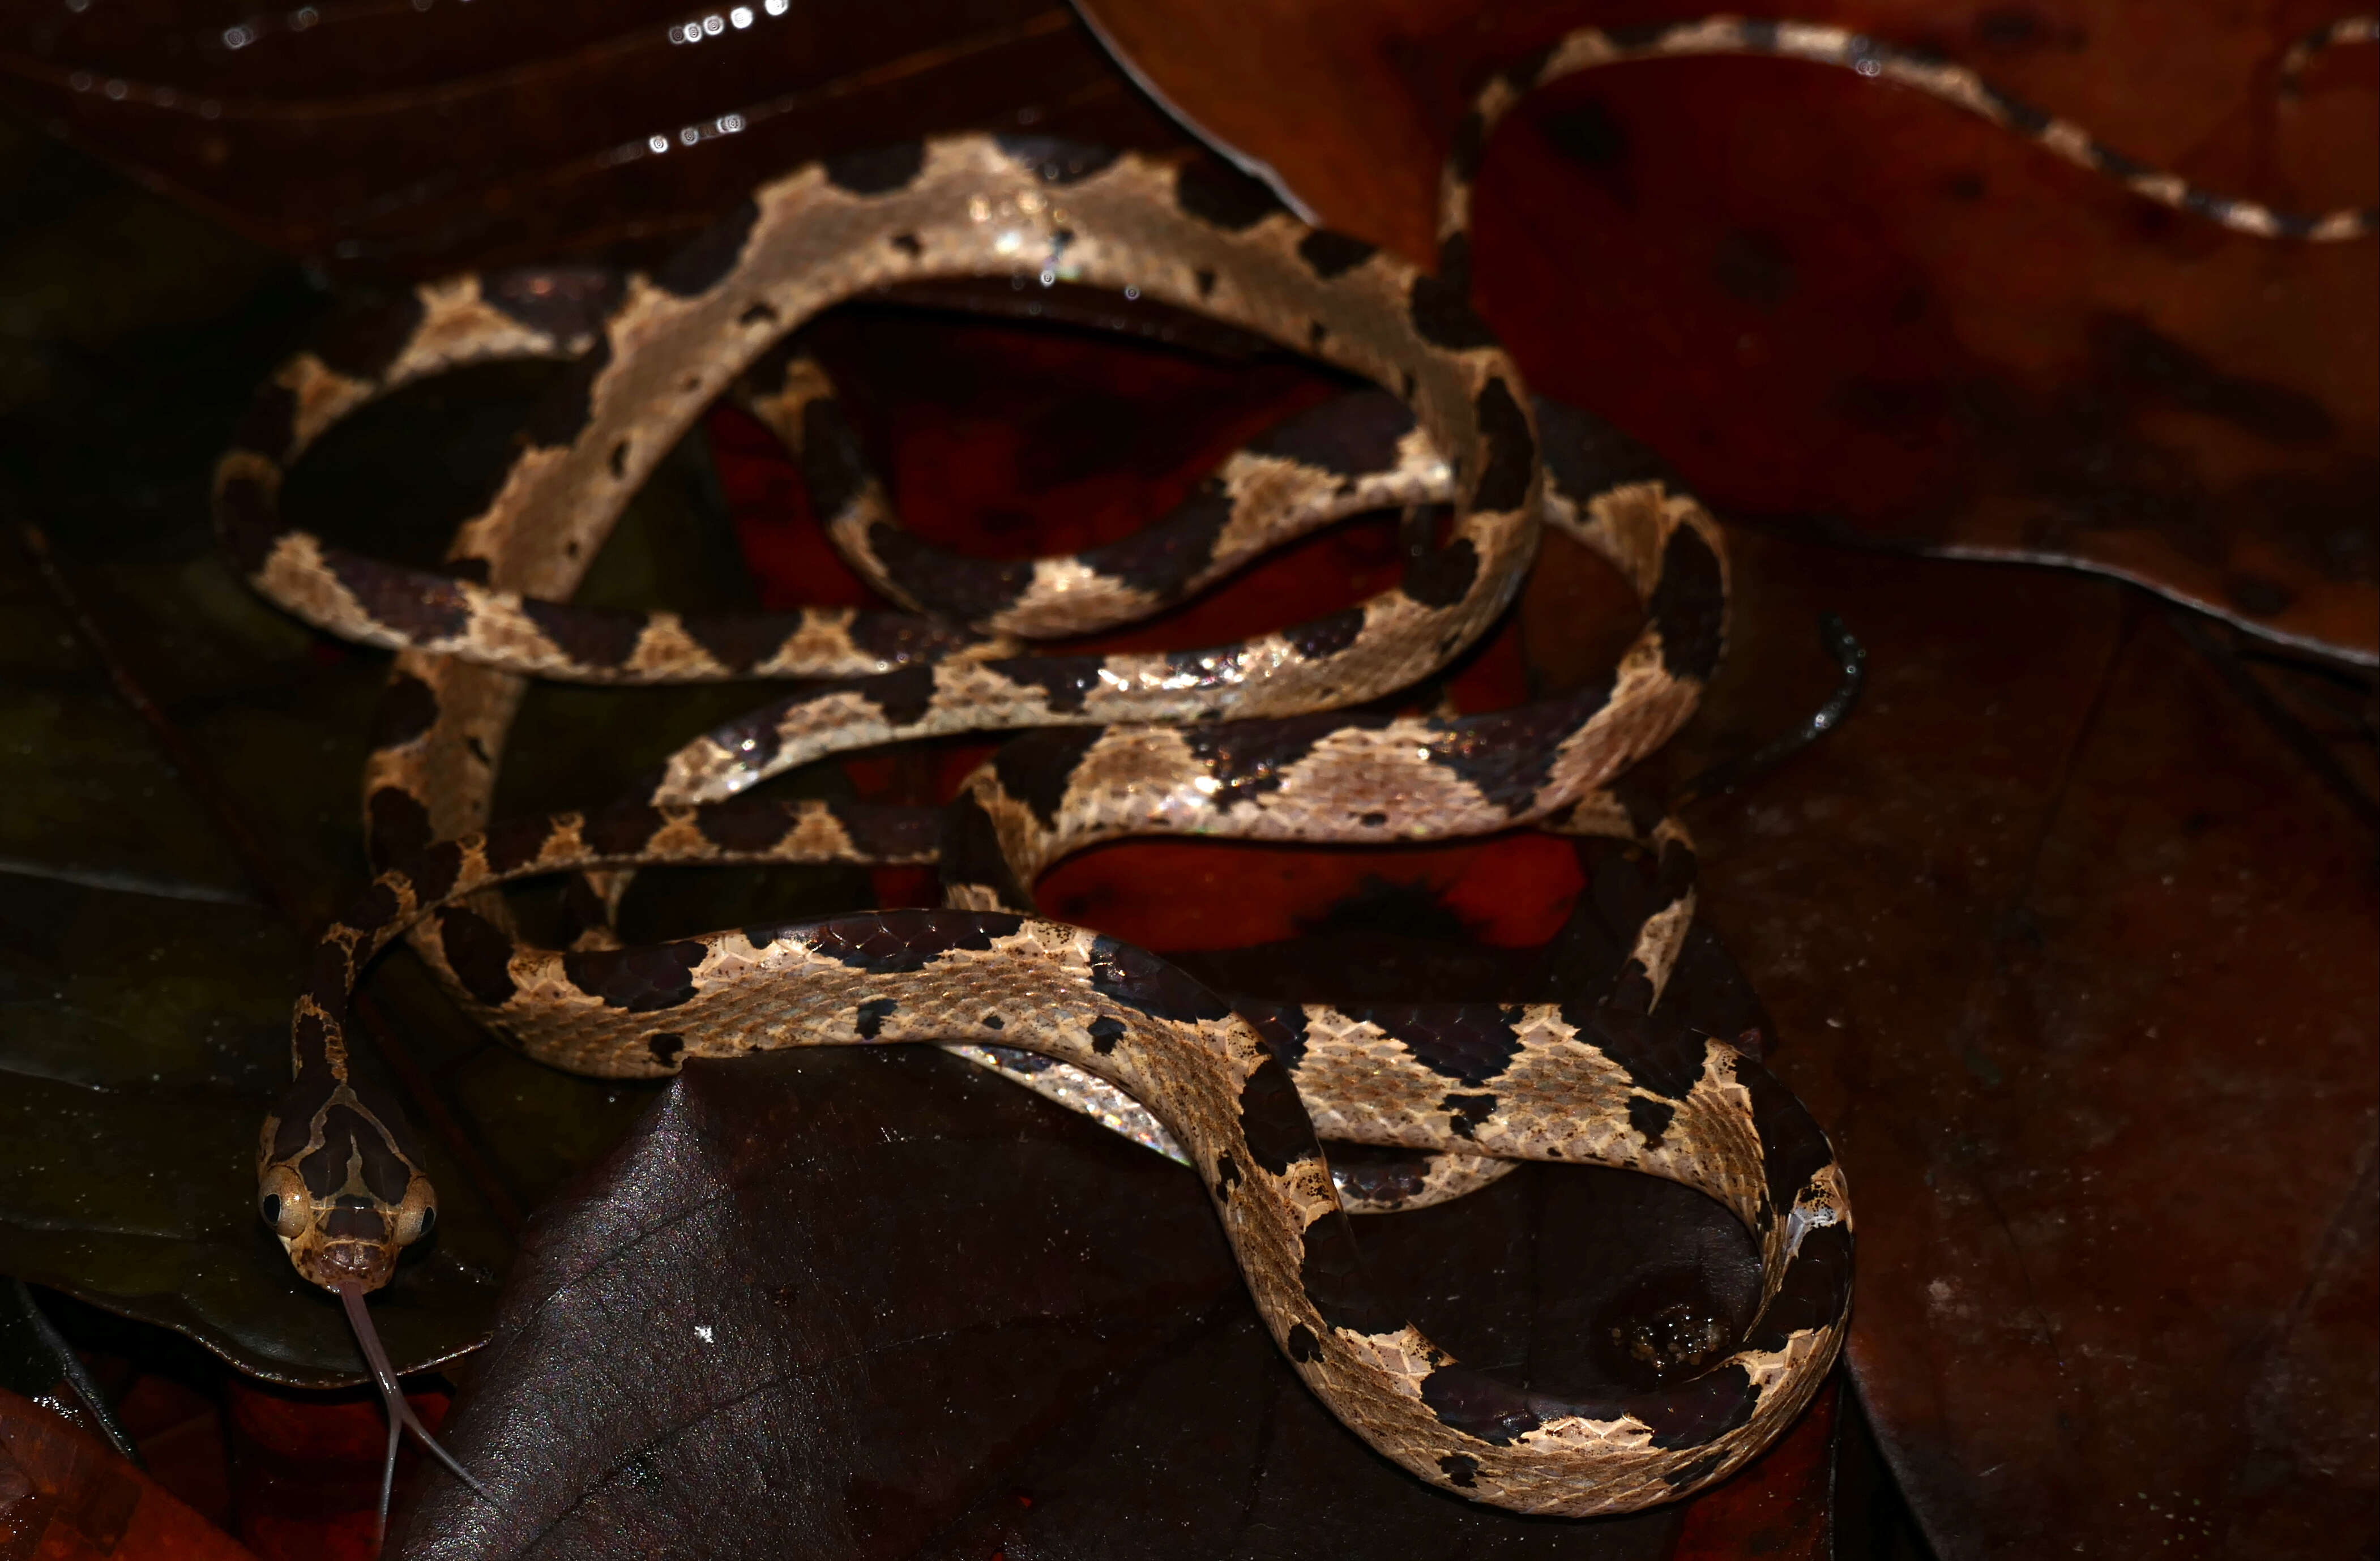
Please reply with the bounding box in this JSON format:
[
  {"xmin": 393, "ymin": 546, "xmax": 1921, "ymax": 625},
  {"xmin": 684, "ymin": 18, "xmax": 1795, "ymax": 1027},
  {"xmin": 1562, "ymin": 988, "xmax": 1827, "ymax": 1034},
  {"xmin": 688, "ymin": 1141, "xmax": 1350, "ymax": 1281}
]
[{"xmin": 1079, "ymin": 0, "xmax": 2380, "ymax": 660}]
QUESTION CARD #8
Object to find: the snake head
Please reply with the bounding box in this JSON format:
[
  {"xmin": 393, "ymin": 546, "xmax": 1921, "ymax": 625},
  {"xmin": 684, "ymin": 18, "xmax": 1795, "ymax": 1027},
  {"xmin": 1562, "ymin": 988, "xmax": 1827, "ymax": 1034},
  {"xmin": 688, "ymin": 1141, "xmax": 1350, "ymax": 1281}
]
[{"xmin": 258, "ymin": 1081, "xmax": 437, "ymax": 1293}]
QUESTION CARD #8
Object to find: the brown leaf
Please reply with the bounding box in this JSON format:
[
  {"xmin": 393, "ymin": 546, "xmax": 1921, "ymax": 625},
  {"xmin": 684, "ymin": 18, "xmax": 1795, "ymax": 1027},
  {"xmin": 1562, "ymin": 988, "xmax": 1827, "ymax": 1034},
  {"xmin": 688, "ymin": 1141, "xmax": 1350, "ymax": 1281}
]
[
  {"xmin": 389, "ymin": 874, "xmax": 1784, "ymax": 1557},
  {"xmin": 392, "ymin": 1054, "xmax": 1748, "ymax": 1559},
  {"xmin": 1078, "ymin": 0, "xmax": 2380, "ymax": 659},
  {"xmin": 1654, "ymin": 525, "xmax": 2378, "ymax": 1555},
  {"xmin": 0, "ymin": 1386, "xmax": 259, "ymax": 1559}
]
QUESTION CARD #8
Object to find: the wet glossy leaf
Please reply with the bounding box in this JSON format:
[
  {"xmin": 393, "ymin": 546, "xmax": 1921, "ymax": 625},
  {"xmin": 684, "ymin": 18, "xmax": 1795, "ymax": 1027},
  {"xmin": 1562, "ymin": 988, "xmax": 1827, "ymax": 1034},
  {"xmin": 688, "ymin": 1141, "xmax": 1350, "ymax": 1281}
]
[
  {"xmin": 1642, "ymin": 529, "xmax": 2378, "ymax": 1555},
  {"xmin": 390, "ymin": 892, "xmax": 1774, "ymax": 1559}
]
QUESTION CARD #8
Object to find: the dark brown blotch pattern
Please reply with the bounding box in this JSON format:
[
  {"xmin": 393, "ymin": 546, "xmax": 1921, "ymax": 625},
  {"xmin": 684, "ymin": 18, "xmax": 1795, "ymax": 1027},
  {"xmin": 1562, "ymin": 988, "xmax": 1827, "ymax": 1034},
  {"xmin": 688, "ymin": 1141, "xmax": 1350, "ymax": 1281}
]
[
  {"xmin": 824, "ymin": 141, "xmax": 926, "ymax": 195},
  {"xmin": 1285, "ymin": 607, "xmax": 1366, "ymax": 661},
  {"xmin": 1734, "ymin": 1050, "xmax": 1839, "ymax": 1229},
  {"xmin": 1240, "ymin": 1001, "xmax": 1309, "ymax": 1068},
  {"xmin": 693, "ymin": 799, "xmax": 794, "ymax": 854},
  {"xmin": 1250, "ymin": 390, "xmax": 1415, "ymax": 477},
  {"xmin": 268, "ymin": 1067, "xmax": 339, "ymax": 1163},
  {"xmin": 438, "ymin": 905, "xmax": 519, "ymax": 1007},
  {"xmin": 1400, "ymin": 536, "xmax": 1479, "ymax": 609},
  {"xmin": 863, "ymin": 524, "xmax": 1034, "ymax": 623},
  {"xmin": 301, "ymin": 1104, "xmax": 412, "ymax": 1202},
  {"xmin": 1408, "ymin": 270, "xmax": 1498, "ymax": 351},
  {"xmin": 366, "ymin": 785, "xmax": 434, "ymax": 867},
  {"xmin": 1648, "ymin": 524, "xmax": 1727, "ymax": 684},
  {"xmin": 936, "ymin": 794, "xmax": 1035, "ymax": 912},
  {"xmin": 518, "ymin": 598, "xmax": 643, "ymax": 671},
  {"xmin": 676, "ymin": 611, "xmax": 799, "ymax": 675},
  {"xmin": 1424, "ymin": 677, "xmax": 1610, "ymax": 810},
  {"xmin": 803, "ymin": 910, "xmax": 1022, "ymax": 974},
  {"xmin": 1566, "ymin": 1003, "xmax": 1707, "ymax": 1101},
  {"xmin": 856, "ymin": 664, "xmax": 940, "ymax": 728},
  {"xmin": 1296, "ymin": 230, "xmax": 1378, "ymax": 280},
  {"xmin": 1086, "ymin": 936, "xmax": 1233, "ymax": 1024},
  {"xmin": 562, "ymin": 941, "xmax": 708, "ymax": 1012},
  {"xmin": 1743, "ymin": 1221, "xmax": 1853, "ymax": 1353},
  {"xmin": 1074, "ymin": 481, "xmax": 1230, "ymax": 600},
  {"xmin": 1531, "ymin": 395, "xmax": 1668, "ymax": 502},
  {"xmin": 311, "ymin": 292, "xmax": 428, "ymax": 380},
  {"xmin": 321, "ymin": 553, "xmax": 471, "ymax": 644},
  {"xmin": 1234, "ymin": 1051, "xmax": 1318, "ymax": 1176},
  {"xmin": 1364, "ymin": 1006, "xmax": 1522, "ymax": 1085},
  {"xmin": 370, "ymin": 674, "xmax": 441, "ymax": 750},
  {"xmin": 992, "ymin": 656, "xmax": 1101, "ymax": 716},
  {"xmin": 1297, "ymin": 1209, "xmax": 1388, "ymax": 1335},
  {"xmin": 1420, "ymin": 1365, "xmax": 1545, "ymax": 1445},
  {"xmin": 582, "ymin": 801, "xmax": 666, "ymax": 858},
  {"xmin": 828, "ymin": 803, "xmax": 938, "ymax": 862},
  {"xmin": 1626, "ymin": 1094, "xmax": 1675, "ymax": 1147},
  {"xmin": 989, "ymin": 729, "xmax": 1099, "ymax": 829},
  {"xmin": 653, "ymin": 199, "xmax": 760, "ymax": 297},
  {"xmin": 1174, "ymin": 160, "xmax": 1287, "ymax": 231},
  {"xmin": 1441, "ymin": 1092, "xmax": 1497, "ymax": 1139},
  {"xmin": 520, "ymin": 336, "xmax": 612, "ymax": 451},
  {"xmin": 406, "ymin": 840, "xmax": 465, "ymax": 906},
  {"xmin": 1180, "ymin": 709, "xmax": 1361, "ymax": 810},
  {"xmin": 844, "ymin": 611, "xmax": 991, "ymax": 668},
  {"xmin": 1468, "ymin": 377, "xmax": 1536, "ymax": 515}
]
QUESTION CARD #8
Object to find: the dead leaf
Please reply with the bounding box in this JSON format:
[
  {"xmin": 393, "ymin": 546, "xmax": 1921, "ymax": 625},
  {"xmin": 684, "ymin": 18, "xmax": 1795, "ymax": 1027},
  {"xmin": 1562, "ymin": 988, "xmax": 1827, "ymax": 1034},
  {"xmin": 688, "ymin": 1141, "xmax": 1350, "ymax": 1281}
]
[{"xmin": 1078, "ymin": 0, "xmax": 2380, "ymax": 659}]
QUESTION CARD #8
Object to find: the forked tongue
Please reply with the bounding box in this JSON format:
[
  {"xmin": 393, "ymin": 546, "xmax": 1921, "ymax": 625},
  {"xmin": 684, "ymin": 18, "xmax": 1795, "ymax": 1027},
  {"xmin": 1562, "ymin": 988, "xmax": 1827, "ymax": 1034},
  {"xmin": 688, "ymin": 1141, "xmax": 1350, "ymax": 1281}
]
[{"xmin": 338, "ymin": 1282, "xmax": 495, "ymax": 1554}]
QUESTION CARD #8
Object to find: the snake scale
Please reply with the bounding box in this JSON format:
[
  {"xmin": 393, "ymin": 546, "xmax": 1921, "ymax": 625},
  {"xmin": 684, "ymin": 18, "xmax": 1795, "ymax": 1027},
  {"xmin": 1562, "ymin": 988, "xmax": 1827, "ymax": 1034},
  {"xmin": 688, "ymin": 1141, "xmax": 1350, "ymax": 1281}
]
[{"xmin": 215, "ymin": 14, "xmax": 2373, "ymax": 1525}]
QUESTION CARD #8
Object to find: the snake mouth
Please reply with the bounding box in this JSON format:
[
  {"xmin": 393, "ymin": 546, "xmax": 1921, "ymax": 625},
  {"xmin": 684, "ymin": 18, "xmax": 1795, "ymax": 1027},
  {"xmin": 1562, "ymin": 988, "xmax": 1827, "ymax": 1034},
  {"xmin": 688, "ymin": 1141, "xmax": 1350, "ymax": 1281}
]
[{"xmin": 302, "ymin": 1238, "xmax": 399, "ymax": 1292}]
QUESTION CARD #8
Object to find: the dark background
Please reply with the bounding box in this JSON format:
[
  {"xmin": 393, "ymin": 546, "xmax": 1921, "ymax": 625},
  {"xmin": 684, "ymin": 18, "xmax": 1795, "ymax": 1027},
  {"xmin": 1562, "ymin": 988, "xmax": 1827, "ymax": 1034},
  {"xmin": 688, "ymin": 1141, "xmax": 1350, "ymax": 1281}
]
[{"xmin": 0, "ymin": 1, "xmax": 2370, "ymax": 1556}]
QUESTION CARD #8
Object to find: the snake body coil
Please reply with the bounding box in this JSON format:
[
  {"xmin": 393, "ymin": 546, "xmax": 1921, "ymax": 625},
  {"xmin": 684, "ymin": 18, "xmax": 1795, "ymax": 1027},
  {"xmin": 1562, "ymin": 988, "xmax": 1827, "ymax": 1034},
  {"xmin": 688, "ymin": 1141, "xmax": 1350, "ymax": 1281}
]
[{"xmin": 224, "ymin": 14, "xmax": 2373, "ymax": 1521}]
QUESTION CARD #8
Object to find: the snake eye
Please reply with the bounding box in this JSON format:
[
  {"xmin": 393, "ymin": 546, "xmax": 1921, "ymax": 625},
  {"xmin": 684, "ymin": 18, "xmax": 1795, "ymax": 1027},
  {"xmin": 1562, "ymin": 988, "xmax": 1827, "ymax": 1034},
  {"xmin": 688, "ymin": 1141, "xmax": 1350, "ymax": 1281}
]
[
  {"xmin": 259, "ymin": 1166, "xmax": 310, "ymax": 1239},
  {"xmin": 392, "ymin": 1184, "xmax": 438, "ymax": 1247}
]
